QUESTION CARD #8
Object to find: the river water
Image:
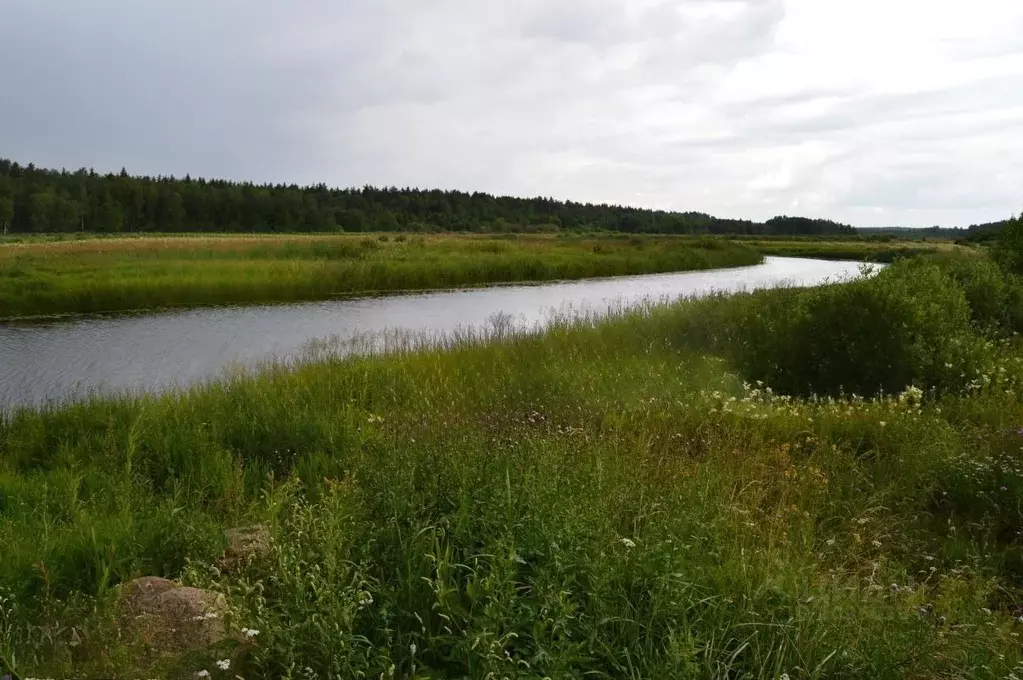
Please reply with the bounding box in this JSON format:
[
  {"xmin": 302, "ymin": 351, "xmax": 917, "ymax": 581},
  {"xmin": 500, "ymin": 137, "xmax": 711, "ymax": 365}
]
[{"xmin": 0, "ymin": 256, "xmax": 867, "ymax": 408}]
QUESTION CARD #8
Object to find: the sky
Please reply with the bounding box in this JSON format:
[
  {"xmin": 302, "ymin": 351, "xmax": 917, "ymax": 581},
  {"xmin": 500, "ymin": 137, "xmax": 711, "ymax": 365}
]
[{"xmin": 1, "ymin": 1, "xmax": 1021, "ymax": 227}]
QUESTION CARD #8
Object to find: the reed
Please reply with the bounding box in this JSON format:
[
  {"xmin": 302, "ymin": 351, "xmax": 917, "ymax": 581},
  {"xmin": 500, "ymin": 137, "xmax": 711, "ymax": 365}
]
[{"xmin": 0, "ymin": 233, "xmax": 762, "ymax": 318}]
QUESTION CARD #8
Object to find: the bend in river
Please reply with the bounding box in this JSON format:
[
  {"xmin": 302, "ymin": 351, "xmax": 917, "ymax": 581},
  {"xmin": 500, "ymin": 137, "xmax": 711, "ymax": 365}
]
[{"xmin": 0, "ymin": 257, "xmax": 868, "ymax": 408}]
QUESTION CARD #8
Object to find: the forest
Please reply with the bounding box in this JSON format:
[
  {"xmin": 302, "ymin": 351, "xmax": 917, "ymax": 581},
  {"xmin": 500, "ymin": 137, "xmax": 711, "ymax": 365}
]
[{"xmin": 0, "ymin": 158, "xmax": 858, "ymax": 236}]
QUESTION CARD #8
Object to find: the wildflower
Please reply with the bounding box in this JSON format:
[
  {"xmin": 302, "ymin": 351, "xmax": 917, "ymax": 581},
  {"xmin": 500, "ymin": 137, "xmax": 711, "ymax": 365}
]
[
  {"xmin": 358, "ymin": 590, "xmax": 374, "ymax": 606},
  {"xmin": 872, "ymin": 540, "xmax": 882, "ymax": 548},
  {"xmin": 826, "ymin": 538, "xmax": 835, "ymax": 546},
  {"xmin": 620, "ymin": 537, "xmax": 636, "ymax": 549},
  {"xmin": 410, "ymin": 642, "xmax": 417, "ymax": 655},
  {"xmin": 879, "ymin": 421, "xmax": 886, "ymax": 428},
  {"xmin": 241, "ymin": 627, "xmax": 260, "ymax": 638},
  {"xmin": 216, "ymin": 659, "xmax": 231, "ymax": 671},
  {"xmin": 196, "ymin": 672, "xmax": 210, "ymax": 679}
]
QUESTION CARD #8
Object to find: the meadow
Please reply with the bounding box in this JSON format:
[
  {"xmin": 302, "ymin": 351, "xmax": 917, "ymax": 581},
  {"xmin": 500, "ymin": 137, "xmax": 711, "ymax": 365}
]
[
  {"xmin": 0, "ymin": 233, "xmax": 762, "ymax": 318},
  {"xmin": 2, "ymin": 248, "xmax": 1023, "ymax": 678},
  {"xmin": 727, "ymin": 236, "xmax": 968, "ymax": 263}
]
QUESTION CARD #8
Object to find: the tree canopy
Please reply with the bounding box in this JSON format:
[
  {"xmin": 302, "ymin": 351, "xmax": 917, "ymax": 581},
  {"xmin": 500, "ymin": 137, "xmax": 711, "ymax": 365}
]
[{"xmin": 0, "ymin": 158, "xmax": 859, "ymax": 236}]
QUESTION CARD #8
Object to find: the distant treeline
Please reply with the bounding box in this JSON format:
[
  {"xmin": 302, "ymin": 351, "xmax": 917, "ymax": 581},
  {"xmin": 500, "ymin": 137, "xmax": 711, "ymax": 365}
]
[
  {"xmin": 0, "ymin": 159, "xmax": 858, "ymax": 236},
  {"xmin": 961, "ymin": 220, "xmax": 1012, "ymax": 242},
  {"xmin": 858, "ymin": 221, "xmax": 1013, "ymax": 242}
]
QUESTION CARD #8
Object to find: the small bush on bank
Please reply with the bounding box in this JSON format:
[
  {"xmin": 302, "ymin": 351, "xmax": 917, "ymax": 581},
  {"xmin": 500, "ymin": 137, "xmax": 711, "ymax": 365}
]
[
  {"xmin": 678, "ymin": 260, "xmax": 987, "ymax": 396},
  {"xmin": 935, "ymin": 255, "xmax": 1023, "ymax": 333}
]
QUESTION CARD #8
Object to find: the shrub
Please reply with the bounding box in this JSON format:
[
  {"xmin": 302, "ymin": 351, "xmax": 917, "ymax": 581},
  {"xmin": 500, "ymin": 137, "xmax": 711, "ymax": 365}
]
[
  {"xmin": 936, "ymin": 256, "xmax": 1023, "ymax": 334},
  {"xmin": 994, "ymin": 213, "xmax": 1023, "ymax": 274},
  {"xmin": 682, "ymin": 261, "xmax": 985, "ymax": 396}
]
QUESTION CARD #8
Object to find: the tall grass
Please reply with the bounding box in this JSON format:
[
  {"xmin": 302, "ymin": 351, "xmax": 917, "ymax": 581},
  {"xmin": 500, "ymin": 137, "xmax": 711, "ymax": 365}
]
[
  {"xmin": 0, "ymin": 233, "xmax": 762, "ymax": 318},
  {"xmin": 736, "ymin": 237, "xmax": 975, "ymax": 263},
  {"xmin": 2, "ymin": 254, "xmax": 1023, "ymax": 677}
]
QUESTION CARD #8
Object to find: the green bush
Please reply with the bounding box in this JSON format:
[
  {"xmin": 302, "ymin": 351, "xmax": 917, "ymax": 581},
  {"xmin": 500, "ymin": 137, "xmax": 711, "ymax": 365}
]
[
  {"xmin": 994, "ymin": 213, "xmax": 1023, "ymax": 274},
  {"xmin": 682, "ymin": 261, "xmax": 985, "ymax": 396},
  {"xmin": 936, "ymin": 255, "xmax": 1023, "ymax": 333}
]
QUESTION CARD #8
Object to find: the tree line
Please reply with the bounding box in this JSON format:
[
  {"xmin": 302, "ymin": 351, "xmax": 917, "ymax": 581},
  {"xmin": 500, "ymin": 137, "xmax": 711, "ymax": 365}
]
[{"xmin": 0, "ymin": 158, "xmax": 860, "ymax": 236}]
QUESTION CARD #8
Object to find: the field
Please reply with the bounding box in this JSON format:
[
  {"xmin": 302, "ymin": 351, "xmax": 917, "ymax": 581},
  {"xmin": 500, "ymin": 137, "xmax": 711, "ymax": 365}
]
[
  {"xmin": 0, "ymin": 233, "xmax": 763, "ymax": 318},
  {"xmin": 727, "ymin": 236, "xmax": 971, "ymax": 262},
  {"xmin": 3, "ymin": 250, "xmax": 1023, "ymax": 678}
]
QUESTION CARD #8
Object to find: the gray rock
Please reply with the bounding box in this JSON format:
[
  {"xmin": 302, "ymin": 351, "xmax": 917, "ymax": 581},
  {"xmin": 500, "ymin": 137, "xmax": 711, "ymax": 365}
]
[
  {"xmin": 117, "ymin": 576, "xmax": 229, "ymax": 654},
  {"xmin": 218, "ymin": 524, "xmax": 272, "ymax": 571}
]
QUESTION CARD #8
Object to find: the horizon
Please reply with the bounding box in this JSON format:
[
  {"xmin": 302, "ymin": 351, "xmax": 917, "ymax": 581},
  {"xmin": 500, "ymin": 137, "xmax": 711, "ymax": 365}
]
[
  {"xmin": 3, "ymin": 156, "xmax": 1005, "ymax": 231},
  {"xmin": 2, "ymin": 1, "xmax": 1021, "ymax": 229}
]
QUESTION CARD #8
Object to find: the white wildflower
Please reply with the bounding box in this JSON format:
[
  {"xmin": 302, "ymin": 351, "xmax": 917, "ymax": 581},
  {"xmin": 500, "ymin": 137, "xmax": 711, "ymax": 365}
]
[
  {"xmin": 241, "ymin": 627, "xmax": 260, "ymax": 638},
  {"xmin": 620, "ymin": 537, "xmax": 636, "ymax": 549},
  {"xmin": 410, "ymin": 642, "xmax": 417, "ymax": 655},
  {"xmin": 216, "ymin": 659, "xmax": 231, "ymax": 671},
  {"xmin": 196, "ymin": 672, "xmax": 210, "ymax": 678}
]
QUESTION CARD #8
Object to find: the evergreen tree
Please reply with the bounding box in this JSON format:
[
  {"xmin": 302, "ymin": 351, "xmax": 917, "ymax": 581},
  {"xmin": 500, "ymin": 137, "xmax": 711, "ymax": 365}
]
[
  {"xmin": 0, "ymin": 157, "xmax": 869, "ymax": 237},
  {"xmin": 0, "ymin": 196, "xmax": 13, "ymax": 235}
]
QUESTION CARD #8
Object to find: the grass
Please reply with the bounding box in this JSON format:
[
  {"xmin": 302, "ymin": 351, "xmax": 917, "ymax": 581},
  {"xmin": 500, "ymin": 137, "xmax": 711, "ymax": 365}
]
[
  {"xmin": 0, "ymin": 233, "xmax": 762, "ymax": 318},
  {"xmin": 3, "ymin": 253, "xmax": 1023, "ymax": 677},
  {"xmin": 730, "ymin": 236, "xmax": 975, "ymax": 263}
]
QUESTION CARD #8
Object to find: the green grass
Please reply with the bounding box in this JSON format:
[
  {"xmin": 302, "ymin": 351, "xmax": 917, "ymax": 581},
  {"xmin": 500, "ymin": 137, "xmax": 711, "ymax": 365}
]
[
  {"xmin": 3, "ymin": 254, "xmax": 1023, "ymax": 678},
  {"xmin": 0, "ymin": 233, "xmax": 762, "ymax": 318},
  {"xmin": 732, "ymin": 236, "xmax": 976, "ymax": 263}
]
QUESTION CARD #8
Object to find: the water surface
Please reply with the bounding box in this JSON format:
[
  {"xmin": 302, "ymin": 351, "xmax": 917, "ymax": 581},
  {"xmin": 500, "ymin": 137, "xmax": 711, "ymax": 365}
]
[{"xmin": 0, "ymin": 257, "xmax": 866, "ymax": 408}]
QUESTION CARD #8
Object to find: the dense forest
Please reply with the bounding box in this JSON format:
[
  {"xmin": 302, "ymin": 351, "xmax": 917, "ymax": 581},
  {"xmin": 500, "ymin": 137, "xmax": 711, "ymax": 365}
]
[
  {"xmin": 856, "ymin": 224, "xmax": 1013, "ymax": 242},
  {"xmin": 0, "ymin": 159, "xmax": 864, "ymax": 236},
  {"xmin": 960, "ymin": 219, "xmax": 1012, "ymax": 242}
]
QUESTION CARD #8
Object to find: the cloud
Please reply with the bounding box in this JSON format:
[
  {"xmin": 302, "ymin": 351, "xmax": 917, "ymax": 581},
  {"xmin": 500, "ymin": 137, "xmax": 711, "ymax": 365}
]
[{"xmin": 0, "ymin": 0, "xmax": 1020, "ymax": 226}]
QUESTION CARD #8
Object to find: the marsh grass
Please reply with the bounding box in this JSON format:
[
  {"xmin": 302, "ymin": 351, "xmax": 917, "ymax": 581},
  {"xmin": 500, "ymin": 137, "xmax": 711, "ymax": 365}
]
[
  {"xmin": 735, "ymin": 237, "xmax": 974, "ymax": 263},
  {"xmin": 0, "ymin": 233, "xmax": 762, "ymax": 318},
  {"xmin": 2, "ymin": 255, "xmax": 1023, "ymax": 677}
]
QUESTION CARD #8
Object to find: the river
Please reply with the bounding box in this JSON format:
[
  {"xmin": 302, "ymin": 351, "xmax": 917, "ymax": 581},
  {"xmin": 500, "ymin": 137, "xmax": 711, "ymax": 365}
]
[{"xmin": 0, "ymin": 256, "xmax": 868, "ymax": 408}]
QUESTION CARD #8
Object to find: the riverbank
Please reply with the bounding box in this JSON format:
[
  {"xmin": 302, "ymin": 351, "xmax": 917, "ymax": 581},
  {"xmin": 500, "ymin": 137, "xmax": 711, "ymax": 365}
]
[
  {"xmin": 728, "ymin": 235, "xmax": 975, "ymax": 262},
  {"xmin": 0, "ymin": 256, "xmax": 864, "ymax": 409},
  {"xmin": 0, "ymin": 233, "xmax": 762, "ymax": 319},
  {"xmin": 3, "ymin": 253, "xmax": 1023, "ymax": 677}
]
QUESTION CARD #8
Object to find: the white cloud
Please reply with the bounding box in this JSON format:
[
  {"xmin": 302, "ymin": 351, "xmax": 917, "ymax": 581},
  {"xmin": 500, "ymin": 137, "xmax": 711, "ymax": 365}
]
[{"xmin": 0, "ymin": 0, "xmax": 1020, "ymax": 226}]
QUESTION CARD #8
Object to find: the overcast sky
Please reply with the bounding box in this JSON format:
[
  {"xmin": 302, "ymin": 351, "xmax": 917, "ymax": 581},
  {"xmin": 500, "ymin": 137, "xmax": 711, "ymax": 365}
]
[{"xmin": 1, "ymin": 1, "xmax": 1021, "ymax": 227}]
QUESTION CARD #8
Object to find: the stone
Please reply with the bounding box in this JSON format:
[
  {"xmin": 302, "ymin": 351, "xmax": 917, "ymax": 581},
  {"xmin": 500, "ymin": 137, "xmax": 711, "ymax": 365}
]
[
  {"xmin": 117, "ymin": 577, "xmax": 229, "ymax": 654},
  {"xmin": 218, "ymin": 524, "xmax": 272, "ymax": 571},
  {"xmin": 119, "ymin": 576, "xmax": 177, "ymax": 615}
]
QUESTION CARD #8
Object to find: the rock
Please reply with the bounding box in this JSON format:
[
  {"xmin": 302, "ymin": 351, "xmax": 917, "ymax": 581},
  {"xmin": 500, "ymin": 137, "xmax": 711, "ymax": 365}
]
[
  {"xmin": 218, "ymin": 524, "xmax": 272, "ymax": 571},
  {"xmin": 119, "ymin": 576, "xmax": 178, "ymax": 614},
  {"xmin": 118, "ymin": 577, "xmax": 229, "ymax": 654}
]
